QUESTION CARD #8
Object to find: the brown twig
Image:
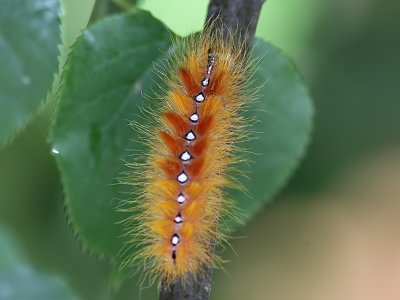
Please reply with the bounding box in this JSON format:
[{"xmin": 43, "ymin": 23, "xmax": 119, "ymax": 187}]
[
  {"xmin": 159, "ymin": 0, "xmax": 265, "ymax": 299},
  {"xmin": 159, "ymin": 267, "xmax": 213, "ymax": 300},
  {"xmin": 206, "ymin": 0, "xmax": 265, "ymax": 47}
]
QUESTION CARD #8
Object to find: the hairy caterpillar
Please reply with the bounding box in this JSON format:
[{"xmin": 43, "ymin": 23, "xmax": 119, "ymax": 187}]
[{"xmin": 124, "ymin": 25, "xmax": 253, "ymax": 285}]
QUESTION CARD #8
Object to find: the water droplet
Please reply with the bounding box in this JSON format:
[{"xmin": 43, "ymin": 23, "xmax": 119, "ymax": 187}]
[
  {"xmin": 21, "ymin": 76, "xmax": 31, "ymax": 85},
  {"xmin": 84, "ymin": 31, "xmax": 96, "ymax": 45}
]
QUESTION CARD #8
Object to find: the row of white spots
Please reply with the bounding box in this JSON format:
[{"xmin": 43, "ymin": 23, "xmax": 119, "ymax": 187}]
[{"xmin": 170, "ymin": 53, "xmax": 216, "ymax": 253}]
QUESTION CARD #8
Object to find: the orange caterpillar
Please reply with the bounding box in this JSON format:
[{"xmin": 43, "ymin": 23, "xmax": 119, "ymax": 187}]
[{"xmin": 125, "ymin": 28, "xmax": 251, "ymax": 285}]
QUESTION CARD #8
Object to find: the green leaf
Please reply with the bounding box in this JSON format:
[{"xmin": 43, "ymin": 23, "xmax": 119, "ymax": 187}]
[
  {"xmin": 0, "ymin": 226, "xmax": 77, "ymax": 300},
  {"xmin": 230, "ymin": 39, "xmax": 314, "ymax": 224},
  {"xmin": 51, "ymin": 11, "xmax": 172, "ymax": 258},
  {"xmin": 0, "ymin": 0, "xmax": 60, "ymax": 148}
]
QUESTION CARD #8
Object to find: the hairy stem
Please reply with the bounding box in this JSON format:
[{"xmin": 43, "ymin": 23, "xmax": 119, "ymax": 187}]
[{"xmin": 159, "ymin": 0, "xmax": 265, "ymax": 299}]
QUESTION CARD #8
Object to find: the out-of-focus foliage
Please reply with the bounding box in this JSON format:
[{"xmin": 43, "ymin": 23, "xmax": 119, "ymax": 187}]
[
  {"xmin": 0, "ymin": 226, "xmax": 77, "ymax": 300},
  {"xmin": 288, "ymin": 1, "xmax": 400, "ymax": 192}
]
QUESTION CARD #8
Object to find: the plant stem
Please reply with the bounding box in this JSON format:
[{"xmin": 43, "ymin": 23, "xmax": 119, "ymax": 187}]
[
  {"xmin": 159, "ymin": 267, "xmax": 213, "ymax": 300},
  {"xmin": 206, "ymin": 0, "xmax": 265, "ymax": 47},
  {"xmin": 159, "ymin": 0, "xmax": 265, "ymax": 299}
]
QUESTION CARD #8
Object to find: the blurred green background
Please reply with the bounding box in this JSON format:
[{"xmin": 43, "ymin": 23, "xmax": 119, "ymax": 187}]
[{"xmin": 1, "ymin": 0, "xmax": 400, "ymax": 299}]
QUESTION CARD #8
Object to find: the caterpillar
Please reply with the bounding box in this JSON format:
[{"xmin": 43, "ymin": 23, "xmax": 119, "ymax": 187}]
[{"xmin": 124, "ymin": 25, "xmax": 253, "ymax": 286}]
